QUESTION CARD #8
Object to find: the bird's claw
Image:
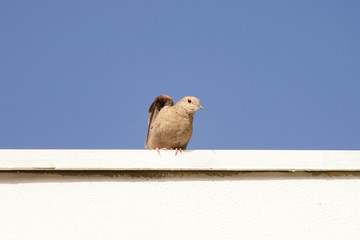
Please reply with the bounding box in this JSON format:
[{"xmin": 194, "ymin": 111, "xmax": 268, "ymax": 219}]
[
  {"xmin": 149, "ymin": 148, "xmax": 182, "ymax": 155},
  {"xmin": 174, "ymin": 148, "xmax": 182, "ymax": 156},
  {"xmin": 150, "ymin": 148, "xmax": 170, "ymax": 153}
]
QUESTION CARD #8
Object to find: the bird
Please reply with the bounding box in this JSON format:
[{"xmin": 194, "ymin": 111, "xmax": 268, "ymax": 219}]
[{"xmin": 145, "ymin": 95, "xmax": 204, "ymax": 151}]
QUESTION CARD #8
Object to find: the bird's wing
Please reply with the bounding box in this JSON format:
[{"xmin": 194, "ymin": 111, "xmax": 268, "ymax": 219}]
[{"xmin": 145, "ymin": 95, "xmax": 174, "ymax": 148}]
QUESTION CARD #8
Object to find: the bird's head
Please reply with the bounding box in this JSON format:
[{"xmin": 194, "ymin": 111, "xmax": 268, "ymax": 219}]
[{"xmin": 177, "ymin": 96, "xmax": 204, "ymax": 116}]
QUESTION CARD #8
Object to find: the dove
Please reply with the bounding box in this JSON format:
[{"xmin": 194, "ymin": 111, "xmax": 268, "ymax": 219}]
[{"xmin": 145, "ymin": 95, "xmax": 204, "ymax": 151}]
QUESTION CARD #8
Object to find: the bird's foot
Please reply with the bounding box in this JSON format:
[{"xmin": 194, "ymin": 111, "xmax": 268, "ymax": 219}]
[
  {"xmin": 174, "ymin": 148, "xmax": 182, "ymax": 156},
  {"xmin": 150, "ymin": 148, "xmax": 170, "ymax": 153},
  {"xmin": 150, "ymin": 148, "xmax": 181, "ymax": 155}
]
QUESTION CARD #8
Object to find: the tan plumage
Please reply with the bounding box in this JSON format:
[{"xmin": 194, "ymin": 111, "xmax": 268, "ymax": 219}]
[{"xmin": 145, "ymin": 95, "xmax": 204, "ymax": 150}]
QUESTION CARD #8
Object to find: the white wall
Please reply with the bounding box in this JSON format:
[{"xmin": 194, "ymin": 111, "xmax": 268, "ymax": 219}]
[{"xmin": 1, "ymin": 150, "xmax": 360, "ymax": 240}]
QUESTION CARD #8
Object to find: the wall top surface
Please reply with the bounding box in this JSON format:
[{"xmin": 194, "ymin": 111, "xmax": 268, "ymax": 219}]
[{"xmin": 0, "ymin": 149, "xmax": 359, "ymax": 171}]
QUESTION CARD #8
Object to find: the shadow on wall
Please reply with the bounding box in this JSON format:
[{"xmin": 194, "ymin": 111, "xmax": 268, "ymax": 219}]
[{"xmin": 1, "ymin": 171, "xmax": 360, "ymax": 184}]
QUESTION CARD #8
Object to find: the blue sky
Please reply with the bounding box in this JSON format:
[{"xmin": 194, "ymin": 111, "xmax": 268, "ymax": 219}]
[{"xmin": 0, "ymin": 1, "xmax": 359, "ymax": 149}]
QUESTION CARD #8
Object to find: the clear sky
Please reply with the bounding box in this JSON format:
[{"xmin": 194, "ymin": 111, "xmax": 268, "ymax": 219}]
[{"xmin": 1, "ymin": 1, "xmax": 359, "ymax": 150}]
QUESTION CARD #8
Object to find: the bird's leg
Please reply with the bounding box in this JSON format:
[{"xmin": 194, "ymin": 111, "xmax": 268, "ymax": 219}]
[
  {"xmin": 151, "ymin": 148, "xmax": 170, "ymax": 153},
  {"xmin": 149, "ymin": 148, "xmax": 161, "ymax": 153},
  {"xmin": 175, "ymin": 148, "xmax": 182, "ymax": 156},
  {"xmin": 151, "ymin": 148, "xmax": 179, "ymax": 154}
]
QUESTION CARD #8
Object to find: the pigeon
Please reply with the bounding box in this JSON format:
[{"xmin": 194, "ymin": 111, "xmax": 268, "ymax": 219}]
[{"xmin": 145, "ymin": 95, "xmax": 204, "ymax": 151}]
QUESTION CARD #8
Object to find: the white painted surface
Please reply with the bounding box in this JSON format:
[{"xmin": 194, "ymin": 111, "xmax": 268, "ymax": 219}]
[
  {"xmin": 1, "ymin": 150, "xmax": 360, "ymax": 240},
  {"xmin": 0, "ymin": 149, "xmax": 360, "ymax": 171}
]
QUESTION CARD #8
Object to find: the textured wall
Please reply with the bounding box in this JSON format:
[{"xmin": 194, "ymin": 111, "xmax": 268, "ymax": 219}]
[{"xmin": 1, "ymin": 171, "xmax": 360, "ymax": 240}]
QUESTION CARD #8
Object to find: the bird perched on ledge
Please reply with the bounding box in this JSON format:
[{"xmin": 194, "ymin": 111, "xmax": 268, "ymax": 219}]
[{"xmin": 145, "ymin": 95, "xmax": 204, "ymax": 151}]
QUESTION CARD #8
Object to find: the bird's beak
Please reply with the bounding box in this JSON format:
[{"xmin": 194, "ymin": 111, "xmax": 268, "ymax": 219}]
[{"xmin": 198, "ymin": 105, "xmax": 204, "ymax": 110}]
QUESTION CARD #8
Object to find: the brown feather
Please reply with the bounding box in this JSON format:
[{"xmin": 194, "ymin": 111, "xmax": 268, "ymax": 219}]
[{"xmin": 145, "ymin": 95, "xmax": 174, "ymax": 148}]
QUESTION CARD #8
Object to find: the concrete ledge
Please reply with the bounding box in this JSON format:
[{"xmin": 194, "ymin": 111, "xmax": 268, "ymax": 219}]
[
  {"xmin": 0, "ymin": 149, "xmax": 359, "ymax": 171},
  {"xmin": 2, "ymin": 150, "xmax": 360, "ymax": 240}
]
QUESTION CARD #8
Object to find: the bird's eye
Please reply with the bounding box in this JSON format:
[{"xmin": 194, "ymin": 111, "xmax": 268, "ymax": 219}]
[{"xmin": 188, "ymin": 99, "xmax": 191, "ymax": 103}]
